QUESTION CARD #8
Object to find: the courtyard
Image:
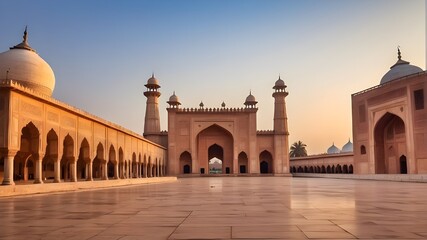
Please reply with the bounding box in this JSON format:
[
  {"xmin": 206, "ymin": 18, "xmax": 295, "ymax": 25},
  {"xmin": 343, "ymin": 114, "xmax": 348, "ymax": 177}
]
[{"xmin": 1, "ymin": 177, "xmax": 427, "ymax": 239}]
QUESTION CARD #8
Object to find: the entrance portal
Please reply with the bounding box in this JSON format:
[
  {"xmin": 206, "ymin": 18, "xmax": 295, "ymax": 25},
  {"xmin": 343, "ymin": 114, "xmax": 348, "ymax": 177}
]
[
  {"xmin": 197, "ymin": 124, "xmax": 234, "ymax": 174},
  {"xmin": 374, "ymin": 113, "xmax": 406, "ymax": 174}
]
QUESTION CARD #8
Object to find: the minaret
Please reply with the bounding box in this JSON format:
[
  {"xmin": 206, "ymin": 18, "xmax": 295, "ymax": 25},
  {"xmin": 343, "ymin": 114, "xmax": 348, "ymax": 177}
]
[
  {"xmin": 273, "ymin": 76, "xmax": 289, "ymax": 134},
  {"xmin": 272, "ymin": 76, "xmax": 290, "ymax": 174},
  {"xmin": 143, "ymin": 74, "xmax": 161, "ymax": 142}
]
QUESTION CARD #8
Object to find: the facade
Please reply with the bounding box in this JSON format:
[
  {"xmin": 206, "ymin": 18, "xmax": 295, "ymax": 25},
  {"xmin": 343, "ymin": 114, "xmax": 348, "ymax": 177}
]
[
  {"xmin": 352, "ymin": 49, "xmax": 426, "ymax": 174},
  {"xmin": 291, "ymin": 49, "xmax": 426, "ymax": 176},
  {"xmin": 143, "ymin": 75, "xmax": 291, "ymax": 176},
  {"xmin": 0, "ymin": 30, "xmax": 167, "ymax": 185}
]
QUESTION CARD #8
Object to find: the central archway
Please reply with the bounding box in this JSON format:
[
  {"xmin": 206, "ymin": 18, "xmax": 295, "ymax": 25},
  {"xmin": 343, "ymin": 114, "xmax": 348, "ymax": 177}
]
[
  {"xmin": 197, "ymin": 124, "xmax": 233, "ymax": 174},
  {"xmin": 208, "ymin": 144, "xmax": 223, "ymax": 174},
  {"xmin": 374, "ymin": 113, "xmax": 407, "ymax": 174}
]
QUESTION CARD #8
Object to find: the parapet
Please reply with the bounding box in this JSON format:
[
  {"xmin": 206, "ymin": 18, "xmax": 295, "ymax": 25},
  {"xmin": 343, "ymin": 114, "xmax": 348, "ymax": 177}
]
[{"xmin": 167, "ymin": 107, "xmax": 258, "ymax": 113}]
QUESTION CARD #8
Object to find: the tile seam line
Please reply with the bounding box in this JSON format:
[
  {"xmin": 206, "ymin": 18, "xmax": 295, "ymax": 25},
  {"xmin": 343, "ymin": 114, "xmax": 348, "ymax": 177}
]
[
  {"xmin": 329, "ymin": 219, "xmax": 359, "ymax": 239},
  {"xmin": 167, "ymin": 210, "xmax": 193, "ymax": 239}
]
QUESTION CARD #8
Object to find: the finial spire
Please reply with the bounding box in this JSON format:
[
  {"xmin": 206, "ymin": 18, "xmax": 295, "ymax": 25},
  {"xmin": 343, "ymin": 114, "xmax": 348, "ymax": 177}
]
[
  {"xmin": 397, "ymin": 46, "xmax": 401, "ymax": 60},
  {"xmin": 23, "ymin": 26, "xmax": 28, "ymax": 43},
  {"xmin": 10, "ymin": 26, "xmax": 35, "ymax": 52},
  {"xmin": 278, "ymin": 74, "xmax": 281, "ymax": 80},
  {"xmin": 151, "ymin": 72, "xmax": 154, "ymax": 78}
]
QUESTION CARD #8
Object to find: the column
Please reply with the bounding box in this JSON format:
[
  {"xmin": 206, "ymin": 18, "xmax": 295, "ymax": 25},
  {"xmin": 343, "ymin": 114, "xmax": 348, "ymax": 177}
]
[
  {"xmin": 114, "ymin": 162, "xmax": 119, "ymax": 179},
  {"xmin": 143, "ymin": 163, "xmax": 147, "ymax": 178},
  {"xmin": 2, "ymin": 151, "xmax": 16, "ymax": 185},
  {"xmin": 137, "ymin": 163, "xmax": 140, "ymax": 178},
  {"xmin": 86, "ymin": 160, "xmax": 93, "ymax": 181},
  {"xmin": 70, "ymin": 157, "xmax": 77, "ymax": 182},
  {"xmin": 102, "ymin": 161, "xmax": 108, "ymax": 180},
  {"xmin": 34, "ymin": 155, "xmax": 43, "ymax": 184},
  {"xmin": 54, "ymin": 158, "xmax": 61, "ymax": 183}
]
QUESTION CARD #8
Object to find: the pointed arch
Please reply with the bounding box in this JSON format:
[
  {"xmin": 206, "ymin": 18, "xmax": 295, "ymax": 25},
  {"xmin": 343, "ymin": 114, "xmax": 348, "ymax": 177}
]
[
  {"xmin": 60, "ymin": 134, "xmax": 74, "ymax": 181},
  {"xmin": 259, "ymin": 150, "xmax": 273, "ymax": 174},
  {"xmin": 238, "ymin": 151, "xmax": 248, "ymax": 174},
  {"xmin": 43, "ymin": 129, "xmax": 58, "ymax": 180},
  {"xmin": 108, "ymin": 145, "xmax": 116, "ymax": 179},
  {"xmin": 132, "ymin": 152, "xmax": 137, "ymax": 178},
  {"xmin": 118, "ymin": 147, "xmax": 124, "ymax": 178},
  {"xmin": 92, "ymin": 142, "xmax": 104, "ymax": 179},
  {"xmin": 179, "ymin": 151, "xmax": 192, "ymax": 174},
  {"xmin": 374, "ymin": 112, "xmax": 406, "ymax": 174},
  {"xmin": 77, "ymin": 138, "xmax": 90, "ymax": 180},
  {"xmin": 14, "ymin": 122, "xmax": 40, "ymax": 182},
  {"xmin": 197, "ymin": 124, "xmax": 234, "ymax": 174}
]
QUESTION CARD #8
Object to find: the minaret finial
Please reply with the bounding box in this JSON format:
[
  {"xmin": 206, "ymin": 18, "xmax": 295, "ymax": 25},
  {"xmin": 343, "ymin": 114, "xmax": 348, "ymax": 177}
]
[
  {"xmin": 23, "ymin": 26, "xmax": 28, "ymax": 43},
  {"xmin": 397, "ymin": 46, "xmax": 401, "ymax": 60},
  {"xmin": 151, "ymin": 72, "xmax": 154, "ymax": 78},
  {"xmin": 278, "ymin": 74, "xmax": 281, "ymax": 80}
]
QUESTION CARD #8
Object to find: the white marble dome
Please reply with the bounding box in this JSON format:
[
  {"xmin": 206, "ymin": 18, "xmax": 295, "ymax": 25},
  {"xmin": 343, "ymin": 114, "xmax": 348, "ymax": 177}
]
[
  {"xmin": 0, "ymin": 30, "xmax": 55, "ymax": 96},
  {"xmin": 380, "ymin": 49, "xmax": 423, "ymax": 85},
  {"xmin": 341, "ymin": 140, "xmax": 353, "ymax": 153},
  {"xmin": 327, "ymin": 143, "xmax": 341, "ymax": 154}
]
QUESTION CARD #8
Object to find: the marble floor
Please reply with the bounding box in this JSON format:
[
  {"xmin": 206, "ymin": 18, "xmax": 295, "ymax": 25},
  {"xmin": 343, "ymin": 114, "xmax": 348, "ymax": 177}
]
[{"xmin": 1, "ymin": 177, "xmax": 427, "ymax": 239}]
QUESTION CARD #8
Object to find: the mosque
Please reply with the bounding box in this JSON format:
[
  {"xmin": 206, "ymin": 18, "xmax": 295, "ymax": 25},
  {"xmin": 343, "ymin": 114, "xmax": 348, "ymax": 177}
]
[
  {"xmin": 0, "ymin": 29, "xmax": 425, "ymax": 186},
  {"xmin": 0, "ymin": 29, "xmax": 291, "ymax": 185}
]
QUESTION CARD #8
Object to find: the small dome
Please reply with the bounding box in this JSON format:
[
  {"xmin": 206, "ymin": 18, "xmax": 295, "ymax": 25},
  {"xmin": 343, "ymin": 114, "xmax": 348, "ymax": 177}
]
[
  {"xmin": 167, "ymin": 91, "xmax": 180, "ymax": 106},
  {"xmin": 246, "ymin": 93, "xmax": 256, "ymax": 102},
  {"xmin": 380, "ymin": 49, "xmax": 423, "ymax": 84},
  {"xmin": 145, "ymin": 73, "xmax": 160, "ymax": 89},
  {"xmin": 274, "ymin": 77, "xmax": 285, "ymax": 87},
  {"xmin": 341, "ymin": 140, "xmax": 353, "ymax": 153},
  {"xmin": 327, "ymin": 143, "xmax": 341, "ymax": 154},
  {"xmin": 244, "ymin": 91, "xmax": 258, "ymax": 107},
  {"xmin": 169, "ymin": 92, "xmax": 179, "ymax": 102},
  {"xmin": 0, "ymin": 29, "xmax": 55, "ymax": 96}
]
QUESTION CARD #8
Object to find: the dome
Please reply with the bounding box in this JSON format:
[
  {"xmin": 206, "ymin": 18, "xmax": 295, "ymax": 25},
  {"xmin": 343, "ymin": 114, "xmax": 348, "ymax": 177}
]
[
  {"xmin": 147, "ymin": 73, "xmax": 159, "ymax": 86},
  {"xmin": 0, "ymin": 29, "xmax": 55, "ymax": 96},
  {"xmin": 327, "ymin": 143, "xmax": 340, "ymax": 154},
  {"xmin": 245, "ymin": 93, "xmax": 256, "ymax": 102},
  {"xmin": 274, "ymin": 76, "xmax": 285, "ymax": 88},
  {"xmin": 167, "ymin": 91, "xmax": 181, "ymax": 106},
  {"xmin": 341, "ymin": 140, "xmax": 353, "ymax": 153},
  {"xmin": 168, "ymin": 92, "xmax": 179, "ymax": 103},
  {"xmin": 244, "ymin": 91, "xmax": 258, "ymax": 107},
  {"xmin": 380, "ymin": 49, "xmax": 423, "ymax": 84}
]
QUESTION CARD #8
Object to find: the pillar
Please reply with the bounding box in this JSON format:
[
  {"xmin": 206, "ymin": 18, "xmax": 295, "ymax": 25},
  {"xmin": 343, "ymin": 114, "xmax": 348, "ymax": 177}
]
[
  {"xmin": 114, "ymin": 162, "xmax": 119, "ymax": 179},
  {"xmin": 54, "ymin": 158, "xmax": 60, "ymax": 183},
  {"xmin": 2, "ymin": 151, "xmax": 16, "ymax": 185},
  {"xmin": 143, "ymin": 163, "xmax": 148, "ymax": 178},
  {"xmin": 34, "ymin": 156, "xmax": 43, "ymax": 184},
  {"xmin": 102, "ymin": 161, "xmax": 108, "ymax": 180},
  {"xmin": 86, "ymin": 160, "xmax": 93, "ymax": 181},
  {"xmin": 70, "ymin": 157, "xmax": 77, "ymax": 182}
]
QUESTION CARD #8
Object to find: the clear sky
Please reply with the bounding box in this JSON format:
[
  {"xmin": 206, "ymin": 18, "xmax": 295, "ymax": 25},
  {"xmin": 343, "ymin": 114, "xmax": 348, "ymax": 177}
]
[{"xmin": 0, "ymin": 0, "xmax": 425, "ymax": 154}]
